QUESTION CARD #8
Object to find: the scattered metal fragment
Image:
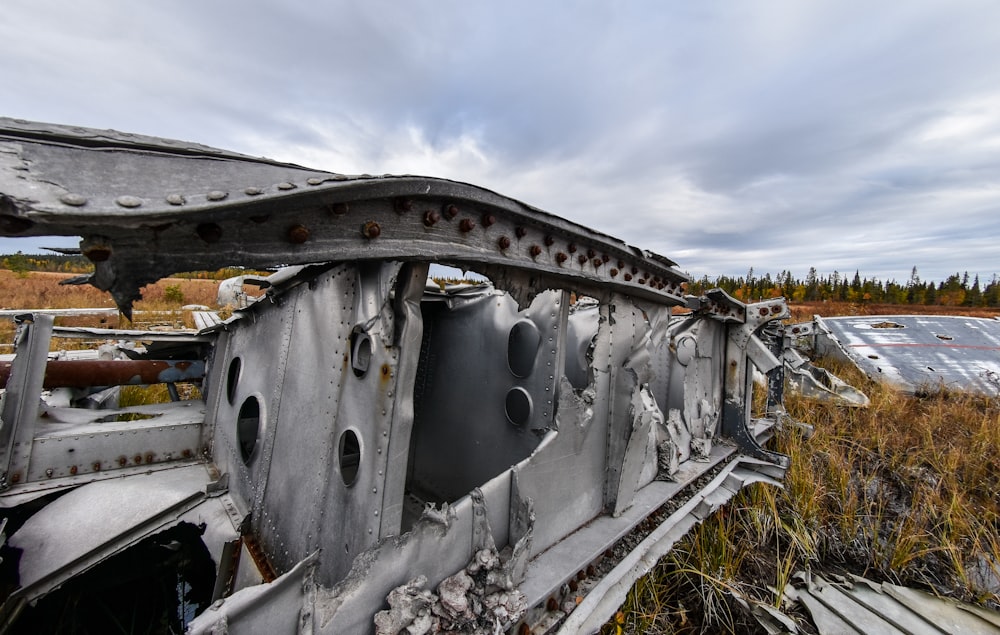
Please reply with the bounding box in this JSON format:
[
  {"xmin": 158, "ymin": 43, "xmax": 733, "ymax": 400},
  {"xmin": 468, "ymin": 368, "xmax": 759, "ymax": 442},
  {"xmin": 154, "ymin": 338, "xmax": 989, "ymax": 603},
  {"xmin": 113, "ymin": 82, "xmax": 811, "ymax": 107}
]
[
  {"xmin": 785, "ymin": 570, "xmax": 1000, "ymax": 635},
  {"xmin": 796, "ymin": 315, "xmax": 1000, "ymax": 395}
]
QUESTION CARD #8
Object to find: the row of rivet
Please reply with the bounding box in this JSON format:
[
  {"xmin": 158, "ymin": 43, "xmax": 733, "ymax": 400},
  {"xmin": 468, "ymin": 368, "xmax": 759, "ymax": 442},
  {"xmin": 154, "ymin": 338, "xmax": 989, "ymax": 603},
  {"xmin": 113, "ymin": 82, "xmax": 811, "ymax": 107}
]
[
  {"xmin": 56, "ymin": 175, "xmax": 353, "ymax": 209},
  {"xmin": 74, "ymin": 194, "xmax": 681, "ymax": 294},
  {"xmin": 375, "ymin": 199, "xmax": 683, "ymax": 293}
]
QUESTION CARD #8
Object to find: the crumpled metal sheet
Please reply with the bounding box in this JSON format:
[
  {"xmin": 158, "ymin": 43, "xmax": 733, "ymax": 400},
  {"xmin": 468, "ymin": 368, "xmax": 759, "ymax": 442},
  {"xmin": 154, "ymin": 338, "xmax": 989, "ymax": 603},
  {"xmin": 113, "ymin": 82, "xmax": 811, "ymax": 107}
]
[
  {"xmin": 6, "ymin": 465, "xmax": 232, "ymax": 611},
  {"xmin": 784, "ymin": 347, "xmax": 870, "ymax": 407},
  {"xmin": 814, "ymin": 315, "xmax": 1000, "ymax": 395},
  {"xmin": 785, "ymin": 570, "xmax": 1000, "ymax": 635}
]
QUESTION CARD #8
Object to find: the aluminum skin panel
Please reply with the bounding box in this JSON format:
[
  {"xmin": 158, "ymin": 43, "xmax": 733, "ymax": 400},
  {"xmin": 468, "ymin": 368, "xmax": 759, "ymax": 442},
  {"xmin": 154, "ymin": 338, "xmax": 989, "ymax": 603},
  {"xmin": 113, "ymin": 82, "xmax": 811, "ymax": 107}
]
[{"xmin": 817, "ymin": 315, "xmax": 1000, "ymax": 394}]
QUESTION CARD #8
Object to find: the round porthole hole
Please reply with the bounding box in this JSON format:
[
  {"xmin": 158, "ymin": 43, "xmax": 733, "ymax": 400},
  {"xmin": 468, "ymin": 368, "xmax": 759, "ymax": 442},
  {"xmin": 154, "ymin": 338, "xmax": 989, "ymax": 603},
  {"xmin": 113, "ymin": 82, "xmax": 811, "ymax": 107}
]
[
  {"xmin": 236, "ymin": 396, "xmax": 261, "ymax": 464},
  {"xmin": 338, "ymin": 429, "xmax": 361, "ymax": 486},
  {"xmin": 505, "ymin": 387, "xmax": 532, "ymax": 427}
]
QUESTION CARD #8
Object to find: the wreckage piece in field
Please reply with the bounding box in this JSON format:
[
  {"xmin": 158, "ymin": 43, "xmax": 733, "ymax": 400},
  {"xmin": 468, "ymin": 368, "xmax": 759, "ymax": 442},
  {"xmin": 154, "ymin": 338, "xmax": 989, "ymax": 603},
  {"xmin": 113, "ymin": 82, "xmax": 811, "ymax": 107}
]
[
  {"xmin": 793, "ymin": 314, "xmax": 1000, "ymax": 396},
  {"xmin": 0, "ymin": 118, "xmax": 793, "ymax": 634}
]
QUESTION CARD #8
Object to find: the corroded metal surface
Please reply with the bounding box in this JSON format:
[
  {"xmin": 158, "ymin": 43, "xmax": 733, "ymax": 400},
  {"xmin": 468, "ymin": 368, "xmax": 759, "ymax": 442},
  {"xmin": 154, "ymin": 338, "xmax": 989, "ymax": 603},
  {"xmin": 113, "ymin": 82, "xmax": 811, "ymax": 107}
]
[{"xmin": 0, "ymin": 119, "xmax": 795, "ymax": 634}]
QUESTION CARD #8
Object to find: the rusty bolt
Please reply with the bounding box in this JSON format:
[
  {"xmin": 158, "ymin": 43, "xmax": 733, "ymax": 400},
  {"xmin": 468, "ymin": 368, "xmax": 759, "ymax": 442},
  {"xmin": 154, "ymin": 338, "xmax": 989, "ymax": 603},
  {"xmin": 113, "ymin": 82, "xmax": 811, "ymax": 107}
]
[
  {"xmin": 586, "ymin": 565, "xmax": 596, "ymax": 577},
  {"xmin": 329, "ymin": 202, "xmax": 349, "ymax": 215},
  {"xmin": 69, "ymin": 465, "xmax": 78, "ymax": 476},
  {"xmin": 569, "ymin": 579, "xmax": 579, "ymax": 592},
  {"xmin": 393, "ymin": 198, "xmax": 412, "ymax": 214},
  {"xmin": 459, "ymin": 218, "xmax": 476, "ymax": 232},
  {"xmin": 556, "ymin": 252, "xmax": 568, "ymax": 264},
  {"xmin": 118, "ymin": 456, "xmax": 128, "ymax": 466},
  {"xmin": 10, "ymin": 472, "xmax": 20, "ymax": 483},
  {"xmin": 610, "ymin": 268, "xmax": 619, "ymax": 277},
  {"xmin": 631, "ymin": 266, "xmax": 638, "ymax": 275},
  {"xmin": 544, "ymin": 235, "xmax": 555, "ymax": 246},
  {"xmin": 530, "ymin": 245, "xmax": 542, "ymax": 258},
  {"xmin": 618, "ymin": 259, "xmax": 625, "ymax": 269},
  {"xmin": 593, "ymin": 258, "xmax": 602, "ymax": 268},
  {"xmin": 288, "ymin": 224, "xmax": 310, "ymax": 244},
  {"xmin": 771, "ymin": 305, "xmax": 782, "ymax": 314},
  {"xmin": 546, "ymin": 597, "xmax": 559, "ymax": 611},
  {"xmin": 602, "ymin": 254, "xmax": 610, "ymax": 263},
  {"xmin": 515, "ymin": 226, "xmax": 527, "ymax": 239},
  {"xmin": 577, "ymin": 570, "xmax": 586, "ymax": 581},
  {"xmin": 145, "ymin": 453, "xmax": 155, "ymax": 464},
  {"xmin": 518, "ymin": 624, "xmax": 531, "ymax": 635},
  {"xmin": 577, "ymin": 254, "xmax": 587, "ymax": 265},
  {"xmin": 83, "ymin": 246, "xmax": 112, "ymax": 262},
  {"xmin": 567, "ymin": 243, "xmax": 577, "ymax": 253},
  {"xmin": 182, "ymin": 449, "xmax": 193, "ymax": 459},
  {"xmin": 443, "ymin": 203, "xmax": 459, "ymax": 219},
  {"xmin": 134, "ymin": 454, "xmax": 142, "ymax": 464},
  {"xmin": 624, "ymin": 273, "xmax": 633, "ymax": 282},
  {"xmin": 482, "ymin": 213, "xmax": 496, "ymax": 227},
  {"xmin": 362, "ymin": 221, "xmax": 381, "ymax": 239},
  {"xmin": 92, "ymin": 462, "xmax": 101, "ymax": 472},
  {"xmin": 498, "ymin": 236, "xmax": 511, "ymax": 250},
  {"xmin": 423, "ymin": 210, "xmax": 440, "ymax": 226},
  {"xmin": 792, "ymin": 327, "xmax": 800, "ymax": 334},
  {"xmin": 197, "ymin": 223, "xmax": 223, "ymax": 243}
]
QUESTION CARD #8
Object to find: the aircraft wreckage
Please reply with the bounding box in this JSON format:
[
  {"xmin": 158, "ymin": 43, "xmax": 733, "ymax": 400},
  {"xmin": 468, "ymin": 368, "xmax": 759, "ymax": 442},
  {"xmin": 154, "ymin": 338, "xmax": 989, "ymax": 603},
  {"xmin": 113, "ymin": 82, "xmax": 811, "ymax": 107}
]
[{"xmin": 0, "ymin": 117, "xmax": 800, "ymax": 634}]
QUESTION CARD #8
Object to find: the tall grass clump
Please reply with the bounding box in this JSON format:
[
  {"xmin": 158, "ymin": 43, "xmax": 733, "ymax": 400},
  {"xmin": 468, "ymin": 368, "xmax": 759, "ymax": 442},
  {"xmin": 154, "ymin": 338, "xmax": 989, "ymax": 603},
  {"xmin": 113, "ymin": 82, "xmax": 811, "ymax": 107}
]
[{"xmin": 607, "ymin": 359, "xmax": 999, "ymax": 633}]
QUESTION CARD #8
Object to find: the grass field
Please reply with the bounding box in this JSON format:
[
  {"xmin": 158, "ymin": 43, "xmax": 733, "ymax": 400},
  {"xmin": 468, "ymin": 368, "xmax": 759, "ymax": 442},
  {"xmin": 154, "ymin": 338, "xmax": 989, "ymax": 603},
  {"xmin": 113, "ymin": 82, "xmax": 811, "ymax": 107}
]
[
  {"xmin": 607, "ymin": 316, "xmax": 1000, "ymax": 633},
  {"xmin": 2, "ymin": 270, "xmax": 997, "ymax": 632},
  {"xmin": 0, "ymin": 270, "xmax": 224, "ymax": 349}
]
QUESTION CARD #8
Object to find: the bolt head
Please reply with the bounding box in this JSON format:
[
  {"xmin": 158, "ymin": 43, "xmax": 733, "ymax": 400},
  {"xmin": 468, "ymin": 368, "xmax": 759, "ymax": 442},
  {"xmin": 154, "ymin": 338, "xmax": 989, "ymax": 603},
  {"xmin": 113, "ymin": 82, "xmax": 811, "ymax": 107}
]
[
  {"xmin": 498, "ymin": 236, "xmax": 511, "ymax": 250},
  {"xmin": 362, "ymin": 221, "xmax": 381, "ymax": 239},
  {"xmin": 459, "ymin": 218, "xmax": 476, "ymax": 232},
  {"xmin": 288, "ymin": 224, "xmax": 310, "ymax": 244}
]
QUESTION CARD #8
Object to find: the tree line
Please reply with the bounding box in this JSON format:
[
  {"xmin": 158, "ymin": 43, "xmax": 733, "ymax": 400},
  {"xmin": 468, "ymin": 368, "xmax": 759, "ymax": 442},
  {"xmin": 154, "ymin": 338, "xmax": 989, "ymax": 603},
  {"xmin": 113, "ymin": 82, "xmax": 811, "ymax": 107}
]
[
  {"xmin": 3, "ymin": 254, "xmax": 997, "ymax": 307},
  {"xmin": 686, "ymin": 267, "xmax": 1000, "ymax": 307}
]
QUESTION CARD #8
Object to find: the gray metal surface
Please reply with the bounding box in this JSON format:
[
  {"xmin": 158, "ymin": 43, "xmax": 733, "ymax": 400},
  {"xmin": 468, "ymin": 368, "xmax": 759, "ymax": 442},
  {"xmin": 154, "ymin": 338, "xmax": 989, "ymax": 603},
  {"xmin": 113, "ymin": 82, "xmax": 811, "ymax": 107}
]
[
  {"xmin": 0, "ymin": 118, "xmax": 800, "ymax": 634},
  {"xmin": 815, "ymin": 315, "xmax": 1000, "ymax": 394},
  {"xmin": 785, "ymin": 571, "xmax": 1000, "ymax": 635}
]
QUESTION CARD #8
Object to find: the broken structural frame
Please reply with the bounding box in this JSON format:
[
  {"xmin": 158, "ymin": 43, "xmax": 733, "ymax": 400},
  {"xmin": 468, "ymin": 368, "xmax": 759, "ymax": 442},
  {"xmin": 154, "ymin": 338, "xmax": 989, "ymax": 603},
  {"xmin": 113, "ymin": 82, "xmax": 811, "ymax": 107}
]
[{"xmin": 0, "ymin": 118, "xmax": 796, "ymax": 634}]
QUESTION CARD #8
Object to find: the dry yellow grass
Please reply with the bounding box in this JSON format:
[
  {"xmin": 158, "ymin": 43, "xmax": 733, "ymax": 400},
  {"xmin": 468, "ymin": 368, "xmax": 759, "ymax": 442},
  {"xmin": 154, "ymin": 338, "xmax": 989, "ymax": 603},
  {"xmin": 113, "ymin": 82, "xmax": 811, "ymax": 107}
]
[
  {"xmin": 0, "ymin": 270, "xmax": 223, "ymax": 348},
  {"xmin": 608, "ymin": 359, "xmax": 1000, "ymax": 634}
]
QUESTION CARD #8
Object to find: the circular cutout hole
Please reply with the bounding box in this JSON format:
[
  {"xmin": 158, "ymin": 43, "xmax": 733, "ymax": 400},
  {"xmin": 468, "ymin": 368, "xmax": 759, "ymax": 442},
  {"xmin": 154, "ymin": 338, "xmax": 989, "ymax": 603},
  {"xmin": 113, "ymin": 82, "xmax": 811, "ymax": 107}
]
[
  {"xmin": 338, "ymin": 429, "xmax": 361, "ymax": 486},
  {"xmin": 236, "ymin": 396, "xmax": 261, "ymax": 464},
  {"xmin": 505, "ymin": 387, "xmax": 532, "ymax": 427},
  {"xmin": 508, "ymin": 320, "xmax": 541, "ymax": 378},
  {"xmin": 226, "ymin": 357, "xmax": 242, "ymax": 405}
]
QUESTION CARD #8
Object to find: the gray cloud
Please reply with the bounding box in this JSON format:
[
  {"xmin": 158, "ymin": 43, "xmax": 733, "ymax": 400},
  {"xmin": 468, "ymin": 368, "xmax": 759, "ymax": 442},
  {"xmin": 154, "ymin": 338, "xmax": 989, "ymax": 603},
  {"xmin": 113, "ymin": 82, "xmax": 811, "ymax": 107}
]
[{"xmin": 2, "ymin": 0, "xmax": 999, "ymax": 283}]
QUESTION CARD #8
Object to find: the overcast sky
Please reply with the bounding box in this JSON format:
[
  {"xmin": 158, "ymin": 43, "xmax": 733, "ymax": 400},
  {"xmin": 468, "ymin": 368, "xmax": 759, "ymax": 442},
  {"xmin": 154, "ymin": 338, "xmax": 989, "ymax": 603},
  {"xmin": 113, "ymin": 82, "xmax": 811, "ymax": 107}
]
[{"xmin": 3, "ymin": 1, "xmax": 998, "ymax": 284}]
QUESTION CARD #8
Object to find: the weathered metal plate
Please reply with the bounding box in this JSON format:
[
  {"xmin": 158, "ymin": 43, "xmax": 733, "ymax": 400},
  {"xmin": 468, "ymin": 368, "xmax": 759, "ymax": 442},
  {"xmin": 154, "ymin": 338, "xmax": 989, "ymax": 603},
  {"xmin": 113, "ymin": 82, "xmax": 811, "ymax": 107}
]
[{"xmin": 815, "ymin": 315, "xmax": 1000, "ymax": 394}]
